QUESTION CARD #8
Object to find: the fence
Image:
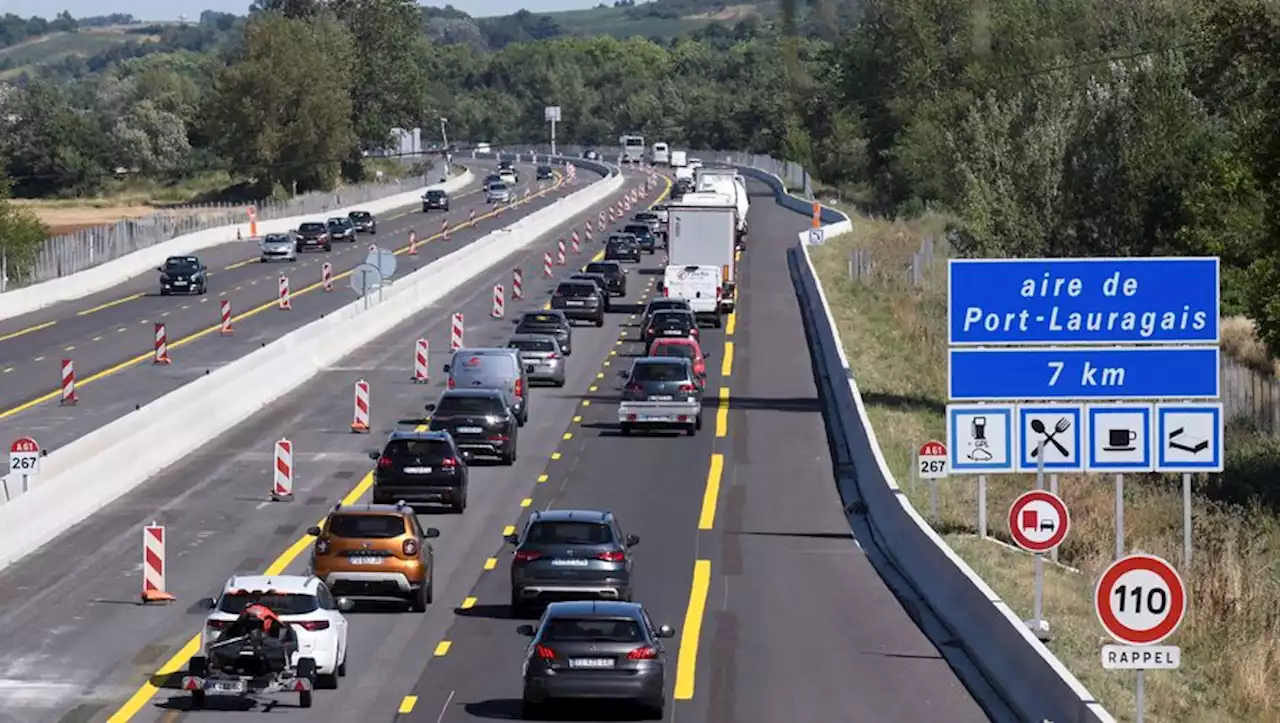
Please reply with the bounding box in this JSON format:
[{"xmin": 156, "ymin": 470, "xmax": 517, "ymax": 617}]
[{"xmin": 2, "ymin": 157, "xmax": 449, "ymax": 292}]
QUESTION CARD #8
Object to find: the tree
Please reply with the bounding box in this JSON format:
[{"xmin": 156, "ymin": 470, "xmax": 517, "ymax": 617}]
[
  {"xmin": 0, "ymin": 172, "xmax": 49, "ymax": 287},
  {"xmin": 0, "ymin": 82, "xmax": 110, "ymax": 197}
]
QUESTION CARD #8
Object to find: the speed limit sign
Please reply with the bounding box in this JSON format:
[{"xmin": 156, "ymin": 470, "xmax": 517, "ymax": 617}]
[
  {"xmin": 9, "ymin": 437, "xmax": 41, "ymax": 477},
  {"xmin": 917, "ymin": 440, "xmax": 948, "ymax": 479},
  {"xmin": 1095, "ymin": 553, "xmax": 1187, "ymax": 646}
]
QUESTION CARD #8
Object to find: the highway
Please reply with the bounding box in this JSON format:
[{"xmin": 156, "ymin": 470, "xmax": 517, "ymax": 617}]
[
  {"xmin": 0, "ymin": 174, "xmax": 1001, "ymax": 723},
  {"xmin": 0, "ymin": 161, "xmax": 591, "ymax": 477}
]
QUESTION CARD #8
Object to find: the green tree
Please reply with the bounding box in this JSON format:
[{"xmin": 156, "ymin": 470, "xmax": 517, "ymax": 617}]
[
  {"xmin": 0, "ymin": 82, "xmax": 110, "ymax": 197},
  {"xmin": 0, "ymin": 172, "xmax": 49, "ymax": 287}
]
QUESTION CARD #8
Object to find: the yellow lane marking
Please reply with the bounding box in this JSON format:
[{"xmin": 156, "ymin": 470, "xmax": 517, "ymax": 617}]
[
  {"xmin": 460, "ymin": 597, "xmax": 477, "ymax": 610},
  {"xmin": 562, "ymin": 432, "xmax": 573, "ymax": 440},
  {"xmin": 92, "ymin": 335, "xmax": 103, "ymax": 342},
  {"xmin": 77, "ymin": 292, "xmax": 144, "ymax": 317},
  {"xmin": 224, "ymin": 258, "xmax": 256, "ymax": 271},
  {"xmin": 582, "ymin": 400, "xmax": 591, "ymax": 407},
  {"xmin": 63, "ymin": 346, "xmax": 74, "ymax": 352},
  {"xmin": 725, "ymin": 312, "xmax": 736, "ymax": 336},
  {"xmin": 551, "ymin": 452, "xmax": 562, "ymax": 460},
  {"xmin": 674, "ymin": 559, "xmax": 712, "ymax": 700},
  {"xmin": 699, "ymin": 454, "xmax": 724, "ymax": 530},
  {"xmin": 398, "ymin": 695, "xmax": 418, "ymax": 714},
  {"xmin": 33, "ymin": 356, "xmax": 44, "ymax": 362},
  {"xmin": 434, "ymin": 641, "xmax": 452, "ymax": 656},
  {"xmin": 503, "ymin": 525, "xmax": 516, "ymax": 536},
  {"xmin": 520, "ymin": 498, "xmax": 532, "ymax": 508},
  {"xmin": 0, "ymin": 320, "xmax": 55, "ymax": 342},
  {"xmin": 716, "ymin": 387, "xmax": 730, "ymax": 438},
  {"xmin": 484, "ymin": 557, "xmax": 498, "ymax": 570},
  {"xmin": 721, "ymin": 341, "xmax": 734, "ymax": 377},
  {"xmin": 537, "ymin": 473, "xmax": 549, "ymax": 482}
]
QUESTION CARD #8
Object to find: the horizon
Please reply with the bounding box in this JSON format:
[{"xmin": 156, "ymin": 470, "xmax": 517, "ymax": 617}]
[{"xmin": 2, "ymin": 0, "xmax": 606, "ymax": 22}]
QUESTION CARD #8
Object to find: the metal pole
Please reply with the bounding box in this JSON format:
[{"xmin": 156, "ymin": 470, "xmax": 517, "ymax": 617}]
[
  {"xmin": 929, "ymin": 467, "xmax": 939, "ymax": 521},
  {"xmin": 1183, "ymin": 472, "xmax": 1193, "ymax": 566},
  {"xmin": 1, "ymin": 247, "xmax": 7, "ymax": 292},
  {"xmin": 21, "ymin": 473, "xmax": 28, "ymax": 494},
  {"xmin": 550, "ymin": 119, "xmax": 557, "ymax": 157},
  {"xmin": 1136, "ymin": 669, "xmax": 1146, "ymax": 723},
  {"xmin": 1033, "ymin": 553, "xmax": 1044, "ymax": 621},
  {"xmin": 1049, "ymin": 473, "xmax": 1060, "ymax": 564},
  {"xmin": 977, "ymin": 475, "xmax": 987, "ymax": 538},
  {"xmin": 1115, "ymin": 474, "xmax": 1125, "ymax": 559},
  {"xmin": 909, "ymin": 449, "xmax": 917, "ymax": 496}
]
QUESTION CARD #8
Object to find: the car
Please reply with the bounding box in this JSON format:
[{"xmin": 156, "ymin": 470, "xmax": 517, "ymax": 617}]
[
  {"xmin": 443, "ymin": 348, "xmax": 530, "ymax": 425},
  {"xmin": 584, "ymin": 260, "xmax": 627, "ymax": 297},
  {"xmin": 582, "ymin": 149, "xmax": 600, "ymax": 161},
  {"xmin": 639, "ymin": 298, "xmax": 692, "ymax": 331},
  {"xmin": 605, "ymin": 235, "xmax": 642, "ymax": 263},
  {"xmin": 551, "ymin": 280, "xmax": 606, "ymax": 327},
  {"xmin": 632, "ymin": 211, "xmax": 661, "ymax": 236},
  {"xmin": 621, "ymin": 223, "xmax": 658, "ymax": 253},
  {"xmin": 487, "ymin": 183, "xmax": 513, "ymax": 204},
  {"xmin": 182, "ymin": 605, "xmax": 320, "ymax": 709},
  {"xmin": 425, "ymin": 389, "xmax": 519, "ymax": 465},
  {"xmin": 306, "ymin": 502, "xmax": 441, "ymax": 612},
  {"xmin": 652, "ymin": 204, "xmax": 669, "ymax": 226},
  {"xmin": 617, "ymin": 357, "xmax": 704, "ymax": 436},
  {"xmin": 648, "ymin": 337, "xmax": 711, "ymax": 388},
  {"xmin": 483, "ymin": 173, "xmax": 502, "ymax": 186},
  {"xmin": 422, "ymin": 189, "xmax": 450, "ymax": 212},
  {"xmin": 505, "ymin": 509, "xmax": 640, "ymax": 615},
  {"xmin": 368, "ymin": 430, "xmax": 468, "ymax": 512},
  {"xmin": 295, "ymin": 222, "xmax": 332, "ymax": 251},
  {"xmin": 518, "ymin": 601, "xmax": 674, "ymax": 719},
  {"xmin": 348, "ymin": 211, "xmax": 376, "ymax": 234},
  {"xmin": 158, "ymin": 255, "xmax": 207, "ymax": 295},
  {"xmin": 498, "ymin": 159, "xmax": 516, "ymax": 172},
  {"xmin": 196, "ymin": 574, "xmax": 352, "ymax": 689},
  {"xmin": 643, "ymin": 309, "xmax": 699, "ymax": 347},
  {"xmin": 260, "ymin": 233, "xmax": 298, "ymax": 263},
  {"xmin": 514, "ymin": 310, "xmax": 574, "ymax": 356},
  {"xmin": 688, "ymin": 157, "xmax": 704, "ymax": 169},
  {"xmin": 535, "ymin": 164, "xmax": 554, "ymax": 180},
  {"xmin": 506, "ymin": 333, "xmax": 566, "ymax": 387},
  {"xmin": 567, "ymin": 273, "xmax": 612, "ymax": 311},
  {"xmin": 326, "ymin": 217, "xmax": 357, "ymax": 243},
  {"xmin": 498, "ymin": 168, "xmax": 518, "ymax": 186}
]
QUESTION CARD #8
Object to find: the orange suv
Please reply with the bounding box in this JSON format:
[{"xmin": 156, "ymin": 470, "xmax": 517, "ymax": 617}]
[{"xmin": 306, "ymin": 502, "xmax": 441, "ymax": 612}]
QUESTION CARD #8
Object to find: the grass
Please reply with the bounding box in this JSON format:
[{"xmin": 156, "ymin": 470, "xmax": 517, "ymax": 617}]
[
  {"xmin": 546, "ymin": 2, "xmax": 767, "ymax": 38},
  {"xmin": 0, "ymin": 27, "xmax": 159, "ymax": 79},
  {"xmin": 808, "ymin": 209, "xmax": 1280, "ymax": 722}
]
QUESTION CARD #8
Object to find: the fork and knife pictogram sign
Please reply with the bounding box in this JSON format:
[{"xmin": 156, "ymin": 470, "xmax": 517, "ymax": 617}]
[{"xmin": 1030, "ymin": 417, "xmax": 1071, "ymax": 457}]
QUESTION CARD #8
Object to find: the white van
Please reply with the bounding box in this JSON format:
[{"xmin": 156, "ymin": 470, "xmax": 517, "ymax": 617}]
[
  {"xmin": 651, "ymin": 142, "xmax": 670, "ymax": 165},
  {"xmin": 670, "ymin": 150, "xmax": 687, "ymax": 167},
  {"xmin": 663, "ymin": 265, "xmax": 722, "ymax": 326}
]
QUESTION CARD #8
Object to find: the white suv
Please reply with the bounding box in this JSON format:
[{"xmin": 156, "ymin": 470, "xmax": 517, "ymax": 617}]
[{"xmin": 198, "ymin": 574, "xmax": 352, "ymax": 688}]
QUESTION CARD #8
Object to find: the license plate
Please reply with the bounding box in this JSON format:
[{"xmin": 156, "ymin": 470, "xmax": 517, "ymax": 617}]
[
  {"xmin": 565, "ymin": 300, "xmax": 584, "ymax": 306},
  {"xmin": 210, "ymin": 680, "xmax": 246, "ymax": 693},
  {"xmin": 551, "ymin": 558, "xmax": 590, "ymax": 567},
  {"xmin": 569, "ymin": 658, "xmax": 615, "ymax": 669},
  {"xmin": 649, "ymin": 395, "xmax": 673, "ymax": 401},
  {"xmin": 663, "ymin": 329, "xmax": 682, "ymax": 335},
  {"xmin": 174, "ymin": 280, "xmax": 188, "ymax": 285},
  {"xmin": 457, "ymin": 426, "xmax": 482, "ymax": 434},
  {"xmin": 348, "ymin": 556, "xmax": 382, "ymax": 565},
  {"xmin": 646, "ymin": 415, "xmax": 674, "ymax": 422},
  {"xmin": 403, "ymin": 467, "xmax": 433, "ymax": 474}
]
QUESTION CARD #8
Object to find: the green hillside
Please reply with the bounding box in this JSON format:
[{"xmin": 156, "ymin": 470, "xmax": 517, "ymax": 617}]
[{"xmin": 0, "ymin": 25, "xmax": 166, "ymax": 79}]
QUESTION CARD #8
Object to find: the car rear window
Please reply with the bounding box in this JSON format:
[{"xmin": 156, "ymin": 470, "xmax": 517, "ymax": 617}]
[
  {"xmin": 509, "ymin": 338, "xmax": 556, "ymax": 352},
  {"xmin": 427, "ymin": 190, "xmax": 446, "ymax": 198},
  {"xmin": 522, "ymin": 313, "xmax": 564, "ymax": 325},
  {"xmin": 385, "ymin": 439, "xmax": 450, "ymax": 461},
  {"xmin": 636, "ymin": 213, "xmax": 657, "ymax": 221},
  {"xmin": 652, "ymin": 312, "xmax": 690, "ymax": 327},
  {"xmin": 526, "ymin": 521, "xmax": 614, "ymax": 545},
  {"xmin": 434, "ymin": 395, "xmax": 505, "ymax": 416},
  {"xmin": 326, "ymin": 513, "xmax": 407, "ymax": 539},
  {"xmin": 557, "ymin": 283, "xmax": 596, "ymax": 298},
  {"xmin": 623, "ymin": 225, "xmax": 649, "ymax": 235},
  {"xmin": 350, "ymin": 212, "xmax": 371, "ymax": 220},
  {"xmin": 218, "ymin": 592, "xmax": 320, "ymax": 615},
  {"xmin": 653, "ymin": 343, "xmax": 696, "ymax": 359},
  {"xmin": 298, "ymin": 223, "xmax": 324, "ymax": 232},
  {"xmin": 585, "ymin": 263, "xmax": 616, "ymax": 275},
  {"xmin": 542, "ymin": 617, "xmax": 645, "ymax": 643},
  {"xmin": 608, "ymin": 236, "xmax": 633, "ymax": 244},
  {"xmin": 633, "ymin": 362, "xmax": 688, "ymax": 382}
]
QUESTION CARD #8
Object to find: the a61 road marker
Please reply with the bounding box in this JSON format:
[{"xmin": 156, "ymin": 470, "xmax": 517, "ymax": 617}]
[
  {"xmin": 918, "ymin": 440, "xmax": 948, "ymax": 479},
  {"xmin": 1096, "ymin": 553, "xmax": 1186, "ymax": 670},
  {"xmin": 9, "ymin": 436, "xmax": 40, "ymax": 476}
]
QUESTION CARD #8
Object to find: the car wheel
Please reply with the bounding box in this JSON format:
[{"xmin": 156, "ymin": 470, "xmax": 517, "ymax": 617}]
[
  {"xmin": 686, "ymin": 424, "xmax": 697, "ymax": 437},
  {"xmin": 324, "ymin": 244, "xmax": 332, "ymax": 252},
  {"xmin": 318, "ymin": 671, "xmax": 339, "ymax": 689},
  {"xmin": 620, "ymin": 423, "xmax": 632, "ymax": 436},
  {"xmin": 425, "ymin": 577, "xmax": 434, "ymax": 605},
  {"xmin": 160, "ymin": 289, "xmax": 170, "ymax": 296},
  {"xmin": 553, "ymin": 378, "xmax": 565, "ymax": 388},
  {"xmin": 191, "ymin": 690, "xmax": 206, "ymax": 709},
  {"xmin": 451, "ymin": 489, "xmax": 466, "ymax": 513},
  {"xmin": 713, "ymin": 314, "xmax": 723, "ymax": 329},
  {"xmin": 521, "ymin": 697, "xmax": 546, "ymax": 720},
  {"xmin": 595, "ymin": 315, "xmax": 604, "ymax": 328},
  {"xmin": 338, "ymin": 653, "xmax": 347, "ymax": 677},
  {"xmin": 638, "ymin": 698, "xmax": 665, "ymax": 720},
  {"xmin": 510, "ymin": 591, "xmax": 531, "ymax": 618},
  {"xmin": 695, "ymin": 413, "xmax": 703, "ymax": 431},
  {"xmin": 410, "ymin": 584, "xmax": 428, "ymax": 612}
]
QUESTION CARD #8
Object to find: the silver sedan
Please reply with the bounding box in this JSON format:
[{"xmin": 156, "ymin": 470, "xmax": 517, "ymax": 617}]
[
  {"xmin": 260, "ymin": 233, "xmax": 297, "ymax": 262},
  {"xmin": 506, "ymin": 333, "xmax": 566, "ymax": 387}
]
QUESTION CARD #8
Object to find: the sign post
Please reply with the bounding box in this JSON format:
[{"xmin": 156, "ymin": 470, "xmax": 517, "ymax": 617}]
[
  {"xmin": 8, "ymin": 436, "xmax": 40, "ymax": 499},
  {"xmin": 1095, "ymin": 553, "xmax": 1186, "ymax": 722},
  {"xmin": 917, "ymin": 440, "xmax": 947, "ymax": 520},
  {"xmin": 1008, "ymin": 485, "xmax": 1069, "ymax": 641},
  {"xmin": 544, "ymin": 106, "xmax": 561, "ymax": 156}
]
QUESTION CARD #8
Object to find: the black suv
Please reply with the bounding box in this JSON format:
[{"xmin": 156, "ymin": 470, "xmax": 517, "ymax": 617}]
[
  {"xmin": 158, "ymin": 255, "xmax": 207, "ymax": 295},
  {"xmin": 643, "ymin": 309, "xmax": 699, "ymax": 347},
  {"xmin": 621, "ymin": 223, "xmax": 658, "ymax": 253},
  {"xmin": 568, "ymin": 273, "xmax": 612, "ymax": 312},
  {"xmin": 505, "ymin": 509, "xmax": 640, "ymax": 615},
  {"xmin": 348, "ymin": 210, "xmax": 377, "ymax": 234},
  {"xmin": 536, "ymin": 164, "xmax": 554, "ymax": 180},
  {"xmin": 585, "ymin": 261, "xmax": 627, "ymax": 296},
  {"xmin": 514, "ymin": 310, "xmax": 573, "ymax": 355},
  {"xmin": 426, "ymin": 389, "xmax": 519, "ymax": 465},
  {"xmin": 551, "ymin": 280, "xmax": 606, "ymax": 327},
  {"xmin": 295, "ymin": 221, "xmax": 331, "ymax": 251},
  {"xmin": 422, "ymin": 189, "xmax": 450, "ymax": 212},
  {"xmin": 606, "ymin": 235, "xmax": 641, "ymax": 263},
  {"xmin": 369, "ymin": 430, "xmax": 468, "ymax": 512}
]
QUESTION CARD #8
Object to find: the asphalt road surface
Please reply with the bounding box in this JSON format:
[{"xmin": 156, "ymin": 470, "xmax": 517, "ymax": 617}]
[{"xmin": 0, "ymin": 161, "xmax": 599, "ymax": 477}]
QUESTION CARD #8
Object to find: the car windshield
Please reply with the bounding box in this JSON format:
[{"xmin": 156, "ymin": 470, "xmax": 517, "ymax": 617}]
[
  {"xmin": 434, "ymin": 395, "xmax": 504, "ymax": 416},
  {"xmin": 526, "ymin": 521, "xmax": 614, "ymax": 545},
  {"xmin": 264, "ymin": 235, "xmax": 289, "ymax": 244},
  {"xmin": 542, "ymin": 617, "xmax": 645, "ymax": 644},
  {"xmin": 521, "ymin": 313, "xmax": 565, "ymax": 326},
  {"xmin": 653, "ymin": 343, "xmax": 696, "ymax": 359},
  {"xmin": 327, "ymin": 219, "xmax": 347, "ymax": 227},
  {"xmin": 623, "ymin": 225, "xmax": 649, "ymax": 235},
  {"xmin": 652, "ymin": 313, "xmax": 690, "ymax": 327},
  {"xmin": 509, "ymin": 338, "xmax": 556, "ymax": 352},
  {"xmin": 427, "ymin": 191, "xmax": 446, "ymax": 199},
  {"xmin": 538, "ymin": 166, "xmax": 551, "ymax": 173},
  {"xmin": 298, "ymin": 223, "xmax": 325, "ymax": 233},
  {"xmin": 633, "ymin": 362, "xmax": 688, "ymax": 382},
  {"xmin": 489, "ymin": 184, "xmax": 508, "ymax": 191},
  {"xmin": 350, "ymin": 212, "xmax": 371, "ymax": 220},
  {"xmin": 585, "ymin": 263, "xmax": 616, "ymax": 276},
  {"xmin": 164, "ymin": 258, "xmax": 198, "ymax": 272},
  {"xmin": 385, "ymin": 439, "xmax": 450, "ymax": 461},
  {"xmin": 326, "ymin": 513, "xmax": 406, "ymax": 539},
  {"xmin": 218, "ymin": 592, "xmax": 320, "ymax": 615},
  {"xmin": 636, "ymin": 213, "xmax": 657, "ymax": 222},
  {"xmin": 557, "ymin": 283, "xmax": 596, "ymax": 298}
]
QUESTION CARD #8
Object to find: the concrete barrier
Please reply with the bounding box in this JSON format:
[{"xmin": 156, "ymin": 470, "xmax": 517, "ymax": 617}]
[
  {"xmin": 0, "ymin": 169, "xmax": 478, "ymax": 322},
  {"xmin": 757, "ymin": 167, "xmax": 1113, "ymax": 722},
  {"xmin": 0, "ymin": 166, "xmax": 626, "ymax": 572}
]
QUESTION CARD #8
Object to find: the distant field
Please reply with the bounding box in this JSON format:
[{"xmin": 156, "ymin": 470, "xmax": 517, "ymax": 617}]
[
  {"xmin": 547, "ymin": 3, "xmax": 767, "ymax": 38},
  {"xmin": 0, "ymin": 27, "xmax": 161, "ymax": 78}
]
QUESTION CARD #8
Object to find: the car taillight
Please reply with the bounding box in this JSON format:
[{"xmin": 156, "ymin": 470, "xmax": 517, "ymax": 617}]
[
  {"xmin": 546, "ymin": 352, "xmax": 559, "ymax": 360},
  {"xmin": 206, "ymin": 619, "xmax": 231, "ymax": 630},
  {"xmin": 441, "ymin": 457, "xmax": 458, "ymax": 469},
  {"xmin": 378, "ymin": 456, "xmax": 393, "ymax": 469},
  {"xmin": 678, "ymin": 384, "xmax": 696, "ymax": 392},
  {"xmin": 663, "ymin": 286, "xmax": 669, "ymax": 297},
  {"xmin": 294, "ymin": 620, "xmax": 330, "ymax": 631},
  {"xmin": 690, "ymin": 327, "xmax": 699, "ymax": 337},
  {"xmin": 627, "ymin": 645, "xmax": 658, "ymax": 660},
  {"xmin": 447, "ymin": 377, "xmax": 456, "ymax": 389},
  {"xmin": 403, "ymin": 538, "xmax": 419, "ymax": 556},
  {"xmin": 647, "ymin": 326, "xmax": 656, "ymax": 337},
  {"xmin": 515, "ymin": 549, "xmax": 543, "ymax": 562},
  {"xmin": 488, "ymin": 434, "xmax": 509, "ymax": 442},
  {"xmin": 597, "ymin": 551, "xmax": 625, "ymax": 562},
  {"xmin": 315, "ymin": 538, "xmax": 331, "ymax": 554},
  {"xmin": 515, "ymin": 378, "xmax": 523, "ymax": 397},
  {"xmin": 535, "ymin": 644, "xmax": 556, "ymax": 660},
  {"xmin": 626, "ymin": 383, "xmax": 643, "ymax": 393},
  {"xmin": 716, "ymin": 285, "xmax": 723, "ymax": 298}
]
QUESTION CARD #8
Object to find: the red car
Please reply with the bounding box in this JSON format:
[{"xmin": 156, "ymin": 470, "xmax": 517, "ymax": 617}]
[{"xmin": 647, "ymin": 337, "xmax": 711, "ymax": 387}]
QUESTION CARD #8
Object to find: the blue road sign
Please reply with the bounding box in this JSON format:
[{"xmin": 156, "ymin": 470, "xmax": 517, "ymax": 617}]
[
  {"xmin": 1017, "ymin": 405, "xmax": 1084, "ymax": 472},
  {"xmin": 948, "ymin": 257, "xmax": 1219, "ymax": 346},
  {"xmin": 1155, "ymin": 403, "xmax": 1224, "ymax": 472},
  {"xmin": 948, "ymin": 347, "xmax": 1219, "ymax": 401},
  {"xmin": 1086, "ymin": 404, "xmax": 1154, "ymax": 472},
  {"xmin": 947, "ymin": 404, "xmax": 1016, "ymax": 474}
]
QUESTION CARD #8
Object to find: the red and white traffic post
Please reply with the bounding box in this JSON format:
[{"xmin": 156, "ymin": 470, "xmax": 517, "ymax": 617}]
[
  {"xmin": 543, "ymin": 252, "xmax": 553, "ymax": 278},
  {"xmin": 443, "ymin": 217, "xmax": 451, "ymax": 240},
  {"xmin": 512, "ymin": 268, "xmax": 524, "ymax": 299},
  {"xmin": 1008, "ymin": 489, "xmax": 1070, "ymax": 641},
  {"xmin": 450, "ymin": 313, "xmax": 464, "ymax": 350},
  {"xmin": 9, "ymin": 436, "xmax": 40, "ymax": 496},
  {"xmin": 914, "ymin": 440, "xmax": 948, "ymax": 520},
  {"xmin": 219, "ymin": 299, "xmax": 233, "ymax": 335},
  {"xmin": 272, "ymin": 438, "xmax": 294, "ymax": 500},
  {"xmin": 556, "ymin": 239, "xmax": 566, "ymax": 266},
  {"xmin": 492, "ymin": 284, "xmax": 505, "ymax": 318},
  {"xmin": 469, "ymin": 208, "xmax": 476, "ymax": 225},
  {"xmin": 571, "ymin": 231, "xmax": 580, "ymax": 255},
  {"xmin": 141, "ymin": 522, "xmax": 175, "ymax": 603},
  {"xmin": 413, "ymin": 338, "xmax": 430, "ymax": 383},
  {"xmin": 322, "ymin": 262, "xmax": 334, "ymax": 292},
  {"xmin": 408, "ymin": 230, "xmax": 419, "ymax": 255},
  {"xmin": 278, "ymin": 275, "xmax": 292, "ymax": 310},
  {"xmin": 1096, "ymin": 553, "xmax": 1187, "ymax": 719},
  {"xmin": 598, "ymin": 211, "xmax": 605, "ymax": 227},
  {"xmin": 153, "ymin": 323, "xmax": 171, "ymax": 364},
  {"xmin": 351, "ymin": 379, "xmax": 371, "ymax": 433},
  {"xmin": 60, "ymin": 359, "xmax": 77, "ymax": 405}
]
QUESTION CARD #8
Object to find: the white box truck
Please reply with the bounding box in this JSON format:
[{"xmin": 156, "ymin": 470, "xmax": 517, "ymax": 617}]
[
  {"xmin": 651, "ymin": 142, "xmax": 670, "ymax": 166},
  {"xmin": 695, "ymin": 171, "xmax": 749, "ymax": 242},
  {"xmin": 665, "ymin": 195, "xmax": 737, "ymax": 325},
  {"xmin": 670, "ymin": 150, "xmax": 688, "ymax": 168}
]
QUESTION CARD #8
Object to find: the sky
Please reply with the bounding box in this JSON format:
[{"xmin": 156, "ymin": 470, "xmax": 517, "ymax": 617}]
[{"xmin": 5, "ymin": 0, "xmax": 601, "ymax": 21}]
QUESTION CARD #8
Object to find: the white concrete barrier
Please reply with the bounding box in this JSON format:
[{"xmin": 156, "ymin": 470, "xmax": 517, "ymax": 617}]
[
  {"xmin": 0, "ymin": 166, "xmax": 624, "ymax": 572},
  {"xmin": 0, "ymin": 169, "xmax": 477, "ymax": 322}
]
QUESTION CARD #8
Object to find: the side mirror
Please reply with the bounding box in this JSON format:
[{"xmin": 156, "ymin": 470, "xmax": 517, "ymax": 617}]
[
  {"xmin": 616, "ymin": 370, "xmax": 629, "ymax": 379},
  {"xmin": 517, "ymin": 624, "xmax": 536, "ymax": 637},
  {"xmin": 424, "ymin": 403, "xmax": 436, "ymax": 412},
  {"xmin": 625, "ymin": 534, "xmax": 640, "ymax": 547},
  {"xmin": 367, "ymin": 450, "xmax": 381, "ymax": 460},
  {"xmin": 701, "ymin": 352, "xmax": 712, "ymax": 359},
  {"xmin": 156, "ymin": 266, "xmax": 164, "ymax": 272},
  {"xmin": 504, "ymin": 533, "xmax": 519, "ymax": 545},
  {"xmin": 197, "ymin": 596, "xmax": 217, "ymax": 610},
  {"xmin": 306, "ymin": 526, "xmax": 322, "ymax": 537},
  {"xmin": 423, "ymin": 527, "xmax": 441, "ymax": 539},
  {"xmin": 657, "ymin": 624, "xmax": 676, "ymax": 638},
  {"xmin": 442, "ymin": 364, "xmax": 451, "ymax": 373},
  {"xmin": 337, "ymin": 597, "xmax": 355, "ymax": 612}
]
